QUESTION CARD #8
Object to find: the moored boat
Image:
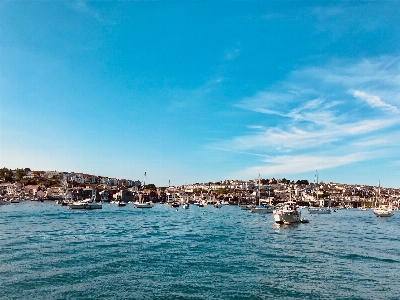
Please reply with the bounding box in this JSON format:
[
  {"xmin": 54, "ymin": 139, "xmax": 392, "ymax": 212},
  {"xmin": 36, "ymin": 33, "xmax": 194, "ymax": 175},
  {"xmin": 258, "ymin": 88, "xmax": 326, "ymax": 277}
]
[
  {"xmin": 133, "ymin": 201, "xmax": 154, "ymax": 208},
  {"xmin": 273, "ymin": 201, "xmax": 300, "ymax": 224},
  {"xmin": 373, "ymin": 206, "xmax": 394, "ymax": 217},
  {"xmin": 0, "ymin": 199, "xmax": 10, "ymax": 205},
  {"xmin": 308, "ymin": 207, "xmax": 331, "ymax": 214},
  {"xmin": 68, "ymin": 196, "xmax": 102, "ymax": 209},
  {"xmin": 214, "ymin": 202, "xmax": 222, "ymax": 208}
]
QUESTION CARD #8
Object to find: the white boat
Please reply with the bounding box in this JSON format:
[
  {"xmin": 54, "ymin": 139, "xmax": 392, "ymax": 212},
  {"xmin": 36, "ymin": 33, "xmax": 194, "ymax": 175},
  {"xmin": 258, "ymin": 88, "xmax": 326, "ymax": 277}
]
[
  {"xmin": 373, "ymin": 206, "xmax": 394, "ymax": 217},
  {"xmin": 133, "ymin": 201, "xmax": 154, "ymax": 208},
  {"xmin": 373, "ymin": 181, "xmax": 394, "ymax": 217},
  {"xmin": 251, "ymin": 204, "xmax": 274, "ymax": 214},
  {"xmin": 251, "ymin": 175, "xmax": 274, "ymax": 214},
  {"xmin": 0, "ymin": 199, "xmax": 10, "ymax": 205},
  {"xmin": 308, "ymin": 207, "xmax": 331, "ymax": 214},
  {"xmin": 68, "ymin": 197, "xmax": 102, "ymax": 209},
  {"xmin": 182, "ymin": 203, "xmax": 189, "ymax": 209},
  {"xmin": 273, "ymin": 201, "xmax": 301, "ymax": 224}
]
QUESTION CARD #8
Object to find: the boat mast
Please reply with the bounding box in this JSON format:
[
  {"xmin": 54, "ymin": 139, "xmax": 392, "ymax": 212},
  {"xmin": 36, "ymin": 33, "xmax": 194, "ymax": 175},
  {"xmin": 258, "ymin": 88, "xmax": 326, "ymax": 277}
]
[{"xmin": 258, "ymin": 174, "xmax": 261, "ymax": 207}]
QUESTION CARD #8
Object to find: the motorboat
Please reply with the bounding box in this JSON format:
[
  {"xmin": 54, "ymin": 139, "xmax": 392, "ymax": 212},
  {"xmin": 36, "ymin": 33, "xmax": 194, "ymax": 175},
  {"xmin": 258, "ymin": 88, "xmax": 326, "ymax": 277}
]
[
  {"xmin": 68, "ymin": 197, "xmax": 102, "ymax": 209},
  {"xmin": 308, "ymin": 207, "xmax": 331, "ymax": 214},
  {"xmin": 182, "ymin": 203, "xmax": 189, "ymax": 209},
  {"xmin": 273, "ymin": 201, "xmax": 301, "ymax": 224},
  {"xmin": 133, "ymin": 201, "xmax": 154, "ymax": 208},
  {"xmin": 251, "ymin": 203, "xmax": 274, "ymax": 214},
  {"xmin": 373, "ymin": 206, "xmax": 394, "ymax": 217}
]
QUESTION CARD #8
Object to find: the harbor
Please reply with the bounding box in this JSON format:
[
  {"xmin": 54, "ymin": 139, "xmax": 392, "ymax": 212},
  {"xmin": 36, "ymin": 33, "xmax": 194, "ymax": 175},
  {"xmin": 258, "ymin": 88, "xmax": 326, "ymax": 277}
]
[{"xmin": 0, "ymin": 200, "xmax": 399, "ymax": 299}]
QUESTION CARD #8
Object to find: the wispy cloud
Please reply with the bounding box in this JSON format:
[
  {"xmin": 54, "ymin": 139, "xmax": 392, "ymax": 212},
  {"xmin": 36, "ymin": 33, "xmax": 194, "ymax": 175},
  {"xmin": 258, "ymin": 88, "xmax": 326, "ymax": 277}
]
[
  {"xmin": 224, "ymin": 48, "xmax": 241, "ymax": 61},
  {"xmin": 352, "ymin": 90, "xmax": 399, "ymax": 113},
  {"xmin": 232, "ymin": 152, "xmax": 370, "ymax": 179},
  {"xmin": 70, "ymin": 0, "xmax": 102, "ymax": 21},
  {"xmin": 217, "ymin": 56, "xmax": 400, "ymax": 178}
]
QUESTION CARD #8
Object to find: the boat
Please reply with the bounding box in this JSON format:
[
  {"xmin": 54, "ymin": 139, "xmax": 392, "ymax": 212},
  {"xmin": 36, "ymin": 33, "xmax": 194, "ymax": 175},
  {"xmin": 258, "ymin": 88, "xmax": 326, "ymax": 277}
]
[
  {"xmin": 373, "ymin": 206, "xmax": 394, "ymax": 217},
  {"xmin": 182, "ymin": 203, "xmax": 190, "ymax": 209},
  {"xmin": 68, "ymin": 196, "xmax": 102, "ymax": 209},
  {"xmin": 308, "ymin": 207, "xmax": 331, "ymax": 214},
  {"xmin": 273, "ymin": 201, "xmax": 301, "ymax": 224},
  {"xmin": 10, "ymin": 197, "xmax": 20, "ymax": 203},
  {"xmin": 251, "ymin": 204, "xmax": 274, "ymax": 214},
  {"xmin": 214, "ymin": 202, "xmax": 222, "ymax": 208},
  {"xmin": 133, "ymin": 201, "xmax": 154, "ymax": 208},
  {"xmin": 250, "ymin": 175, "xmax": 274, "ymax": 214},
  {"xmin": 0, "ymin": 199, "xmax": 10, "ymax": 205},
  {"xmin": 240, "ymin": 204, "xmax": 254, "ymax": 210},
  {"xmin": 118, "ymin": 201, "xmax": 126, "ymax": 207},
  {"xmin": 373, "ymin": 181, "xmax": 394, "ymax": 217}
]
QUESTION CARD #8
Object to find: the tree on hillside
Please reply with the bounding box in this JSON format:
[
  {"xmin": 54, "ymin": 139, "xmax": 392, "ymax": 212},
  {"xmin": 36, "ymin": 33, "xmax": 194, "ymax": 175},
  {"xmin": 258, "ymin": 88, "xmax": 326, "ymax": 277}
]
[
  {"xmin": 15, "ymin": 168, "xmax": 26, "ymax": 181},
  {"xmin": 0, "ymin": 168, "xmax": 13, "ymax": 182},
  {"xmin": 144, "ymin": 184, "xmax": 157, "ymax": 191},
  {"xmin": 296, "ymin": 179, "xmax": 309, "ymax": 185},
  {"xmin": 281, "ymin": 178, "xmax": 290, "ymax": 184}
]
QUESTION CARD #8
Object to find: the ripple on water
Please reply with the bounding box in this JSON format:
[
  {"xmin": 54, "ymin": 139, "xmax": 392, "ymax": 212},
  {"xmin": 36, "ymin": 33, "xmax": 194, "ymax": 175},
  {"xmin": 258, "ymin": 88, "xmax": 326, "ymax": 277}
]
[{"xmin": 1, "ymin": 203, "xmax": 400, "ymax": 300}]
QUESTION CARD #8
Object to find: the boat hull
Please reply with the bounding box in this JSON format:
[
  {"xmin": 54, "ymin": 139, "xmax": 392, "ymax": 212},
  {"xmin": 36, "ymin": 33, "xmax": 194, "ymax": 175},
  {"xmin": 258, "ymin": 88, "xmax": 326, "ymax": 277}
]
[
  {"xmin": 273, "ymin": 212, "xmax": 300, "ymax": 224},
  {"xmin": 374, "ymin": 210, "xmax": 394, "ymax": 217},
  {"xmin": 373, "ymin": 207, "xmax": 394, "ymax": 217},
  {"xmin": 309, "ymin": 208, "xmax": 331, "ymax": 214},
  {"xmin": 273, "ymin": 203, "xmax": 300, "ymax": 224},
  {"xmin": 134, "ymin": 202, "xmax": 154, "ymax": 208},
  {"xmin": 68, "ymin": 203, "xmax": 102, "ymax": 209},
  {"xmin": 251, "ymin": 207, "xmax": 273, "ymax": 214}
]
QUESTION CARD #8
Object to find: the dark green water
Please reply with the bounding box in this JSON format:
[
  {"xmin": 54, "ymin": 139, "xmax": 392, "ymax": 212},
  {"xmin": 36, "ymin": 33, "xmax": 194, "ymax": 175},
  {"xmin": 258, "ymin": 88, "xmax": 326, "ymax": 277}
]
[{"xmin": 1, "ymin": 202, "xmax": 399, "ymax": 299}]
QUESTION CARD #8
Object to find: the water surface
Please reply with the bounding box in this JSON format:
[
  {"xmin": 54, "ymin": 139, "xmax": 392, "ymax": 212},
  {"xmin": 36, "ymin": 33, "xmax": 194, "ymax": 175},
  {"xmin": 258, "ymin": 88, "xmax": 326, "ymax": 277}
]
[{"xmin": 1, "ymin": 202, "xmax": 399, "ymax": 299}]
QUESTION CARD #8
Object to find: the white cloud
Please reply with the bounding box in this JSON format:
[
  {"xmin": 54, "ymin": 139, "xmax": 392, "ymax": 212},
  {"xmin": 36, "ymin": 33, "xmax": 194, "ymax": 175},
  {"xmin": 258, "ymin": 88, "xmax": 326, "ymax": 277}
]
[
  {"xmin": 352, "ymin": 90, "xmax": 399, "ymax": 113},
  {"xmin": 233, "ymin": 153, "xmax": 370, "ymax": 179},
  {"xmin": 217, "ymin": 56, "xmax": 400, "ymax": 178}
]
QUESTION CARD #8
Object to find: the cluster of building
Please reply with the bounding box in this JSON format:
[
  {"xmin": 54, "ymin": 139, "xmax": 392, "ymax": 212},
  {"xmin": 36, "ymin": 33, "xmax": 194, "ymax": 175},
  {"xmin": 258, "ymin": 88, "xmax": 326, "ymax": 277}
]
[{"xmin": 1, "ymin": 169, "xmax": 399, "ymax": 208}]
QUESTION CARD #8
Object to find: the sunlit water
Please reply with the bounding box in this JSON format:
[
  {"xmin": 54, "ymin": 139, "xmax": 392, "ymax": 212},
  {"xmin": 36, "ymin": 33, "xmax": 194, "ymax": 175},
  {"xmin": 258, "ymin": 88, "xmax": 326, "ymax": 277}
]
[{"xmin": 1, "ymin": 202, "xmax": 399, "ymax": 299}]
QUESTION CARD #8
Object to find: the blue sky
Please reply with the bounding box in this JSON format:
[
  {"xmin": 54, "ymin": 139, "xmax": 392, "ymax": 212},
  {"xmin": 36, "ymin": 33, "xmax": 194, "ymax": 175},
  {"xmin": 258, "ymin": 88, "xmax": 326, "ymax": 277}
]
[{"xmin": 1, "ymin": 1, "xmax": 400, "ymax": 187}]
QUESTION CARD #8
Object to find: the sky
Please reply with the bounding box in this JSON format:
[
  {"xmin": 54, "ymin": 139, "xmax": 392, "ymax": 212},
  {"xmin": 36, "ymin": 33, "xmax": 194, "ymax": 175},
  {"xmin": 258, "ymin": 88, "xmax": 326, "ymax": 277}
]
[{"xmin": 1, "ymin": 1, "xmax": 400, "ymax": 188}]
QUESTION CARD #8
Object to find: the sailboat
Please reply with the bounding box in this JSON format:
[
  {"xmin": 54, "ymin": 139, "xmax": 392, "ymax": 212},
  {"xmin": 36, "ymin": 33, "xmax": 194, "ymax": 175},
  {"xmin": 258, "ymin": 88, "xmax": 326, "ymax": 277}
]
[
  {"xmin": 251, "ymin": 175, "xmax": 274, "ymax": 214},
  {"xmin": 133, "ymin": 193, "xmax": 154, "ymax": 208},
  {"xmin": 373, "ymin": 181, "xmax": 394, "ymax": 217},
  {"xmin": 308, "ymin": 170, "xmax": 331, "ymax": 214},
  {"xmin": 68, "ymin": 192, "xmax": 102, "ymax": 209}
]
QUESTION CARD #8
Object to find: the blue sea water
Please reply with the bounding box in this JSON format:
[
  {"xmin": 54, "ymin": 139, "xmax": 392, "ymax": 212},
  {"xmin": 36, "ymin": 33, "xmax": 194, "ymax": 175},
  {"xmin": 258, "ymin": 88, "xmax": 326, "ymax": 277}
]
[{"xmin": 1, "ymin": 202, "xmax": 399, "ymax": 300}]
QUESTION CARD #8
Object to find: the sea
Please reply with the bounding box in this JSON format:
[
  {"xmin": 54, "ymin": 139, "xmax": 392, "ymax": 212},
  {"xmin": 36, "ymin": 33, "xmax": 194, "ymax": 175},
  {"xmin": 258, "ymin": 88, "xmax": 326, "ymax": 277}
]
[{"xmin": 0, "ymin": 201, "xmax": 399, "ymax": 300}]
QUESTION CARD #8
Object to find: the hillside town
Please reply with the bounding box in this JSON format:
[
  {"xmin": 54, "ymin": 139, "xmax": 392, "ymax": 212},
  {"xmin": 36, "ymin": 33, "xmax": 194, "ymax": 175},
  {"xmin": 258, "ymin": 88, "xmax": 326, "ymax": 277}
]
[{"xmin": 0, "ymin": 167, "xmax": 399, "ymax": 209}]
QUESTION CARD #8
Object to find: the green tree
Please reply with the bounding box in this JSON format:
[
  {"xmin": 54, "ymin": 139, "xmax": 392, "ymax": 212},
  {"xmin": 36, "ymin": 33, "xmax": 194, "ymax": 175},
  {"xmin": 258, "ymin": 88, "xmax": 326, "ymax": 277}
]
[
  {"xmin": 0, "ymin": 168, "xmax": 13, "ymax": 182},
  {"xmin": 15, "ymin": 168, "xmax": 26, "ymax": 181},
  {"xmin": 144, "ymin": 183, "xmax": 157, "ymax": 191}
]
